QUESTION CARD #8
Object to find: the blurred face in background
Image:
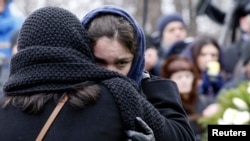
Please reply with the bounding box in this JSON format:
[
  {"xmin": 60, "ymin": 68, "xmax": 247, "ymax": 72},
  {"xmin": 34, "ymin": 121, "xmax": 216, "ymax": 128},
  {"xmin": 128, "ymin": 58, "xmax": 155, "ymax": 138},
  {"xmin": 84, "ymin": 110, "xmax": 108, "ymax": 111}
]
[
  {"xmin": 94, "ymin": 37, "xmax": 134, "ymax": 76},
  {"xmin": 0, "ymin": 0, "xmax": 6, "ymax": 13},
  {"xmin": 162, "ymin": 21, "xmax": 187, "ymax": 46},
  {"xmin": 196, "ymin": 44, "xmax": 219, "ymax": 71},
  {"xmin": 170, "ymin": 70, "xmax": 194, "ymax": 94},
  {"xmin": 244, "ymin": 61, "xmax": 250, "ymax": 79},
  {"xmin": 144, "ymin": 47, "xmax": 158, "ymax": 71},
  {"xmin": 240, "ymin": 14, "xmax": 250, "ymax": 34}
]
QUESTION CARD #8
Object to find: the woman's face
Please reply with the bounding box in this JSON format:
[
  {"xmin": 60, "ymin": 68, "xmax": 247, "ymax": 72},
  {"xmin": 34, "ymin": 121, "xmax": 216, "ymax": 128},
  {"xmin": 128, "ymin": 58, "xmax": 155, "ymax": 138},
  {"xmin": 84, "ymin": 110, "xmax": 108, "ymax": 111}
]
[
  {"xmin": 144, "ymin": 48, "xmax": 158, "ymax": 71},
  {"xmin": 94, "ymin": 37, "xmax": 134, "ymax": 76},
  {"xmin": 197, "ymin": 44, "xmax": 219, "ymax": 71},
  {"xmin": 170, "ymin": 70, "xmax": 194, "ymax": 94}
]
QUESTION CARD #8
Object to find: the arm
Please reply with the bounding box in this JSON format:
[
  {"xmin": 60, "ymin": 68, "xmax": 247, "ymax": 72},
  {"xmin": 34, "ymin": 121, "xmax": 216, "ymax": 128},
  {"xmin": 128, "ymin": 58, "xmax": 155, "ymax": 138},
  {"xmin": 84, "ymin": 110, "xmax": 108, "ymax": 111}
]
[
  {"xmin": 126, "ymin": 117, "xmax": 155, "ymax": 141},
  {"xmin": 141, "ymin": 73, "xmax": 196, "ymax": 141}
]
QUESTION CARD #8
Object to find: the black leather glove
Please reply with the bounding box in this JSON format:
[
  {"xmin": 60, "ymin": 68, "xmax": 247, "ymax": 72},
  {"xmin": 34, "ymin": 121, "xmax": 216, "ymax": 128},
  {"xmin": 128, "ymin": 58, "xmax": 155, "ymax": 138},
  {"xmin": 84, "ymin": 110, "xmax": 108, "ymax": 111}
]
[{"xmin": 126, "ymin": 117, "xmax": 156, "ymax": 141}]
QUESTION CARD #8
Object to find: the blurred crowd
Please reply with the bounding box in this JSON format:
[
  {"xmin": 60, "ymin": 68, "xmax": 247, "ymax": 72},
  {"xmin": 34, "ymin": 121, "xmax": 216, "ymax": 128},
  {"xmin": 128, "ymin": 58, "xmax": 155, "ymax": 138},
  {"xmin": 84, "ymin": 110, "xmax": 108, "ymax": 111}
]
[
  {"xmin": 1, "ymin": 0, "xmax": 250, "ymax": 141},
  {"xmin": 144, "ymin": 0, "xmax": 250, "ymax": 140}
]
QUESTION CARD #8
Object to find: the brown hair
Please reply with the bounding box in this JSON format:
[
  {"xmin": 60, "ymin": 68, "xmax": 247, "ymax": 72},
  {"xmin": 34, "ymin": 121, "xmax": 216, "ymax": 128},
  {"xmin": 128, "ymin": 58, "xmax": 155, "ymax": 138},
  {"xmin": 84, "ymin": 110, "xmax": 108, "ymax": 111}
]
[
  {"xmin": 1, "ymin": 82, "xmax": 100, "ymax": 114},
  {"xmin": 86, "ymin": 14, "xmax": 137, "ymax": 56},
  {"xmin": 190, "ymin": 35, "xmax": 221, "ymax": 74},
  {"xmin": 160, "ymin": 55, "xmax": 199, "ymax": 113}
]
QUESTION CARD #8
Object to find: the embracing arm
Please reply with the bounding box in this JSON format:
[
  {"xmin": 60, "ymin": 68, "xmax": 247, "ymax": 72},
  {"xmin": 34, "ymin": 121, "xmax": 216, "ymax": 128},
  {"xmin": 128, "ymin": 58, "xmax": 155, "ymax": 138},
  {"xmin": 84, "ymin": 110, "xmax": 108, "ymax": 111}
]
[{"xmin": 141, "ymin": 75, "xmax": 196, "ymax": 141}]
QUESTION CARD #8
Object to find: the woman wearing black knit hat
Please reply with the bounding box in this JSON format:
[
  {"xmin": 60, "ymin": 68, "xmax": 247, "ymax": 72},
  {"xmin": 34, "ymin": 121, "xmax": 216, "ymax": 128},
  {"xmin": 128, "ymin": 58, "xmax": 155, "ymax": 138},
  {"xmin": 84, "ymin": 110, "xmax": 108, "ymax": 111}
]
[
  {"xmin": 82, "ymin": 5, "xmax": 195, "ymax": 141},
  {"xmin": 0, "ymin": 6, "xmax": 169, "ymax": 141}
]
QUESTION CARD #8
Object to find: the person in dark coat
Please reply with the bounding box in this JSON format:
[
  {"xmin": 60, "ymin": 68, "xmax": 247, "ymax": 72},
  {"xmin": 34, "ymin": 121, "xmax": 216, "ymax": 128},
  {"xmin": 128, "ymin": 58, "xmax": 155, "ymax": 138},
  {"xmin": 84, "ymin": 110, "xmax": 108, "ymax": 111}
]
[
  {"xmin": 151, "ymin": 13, "xmax": 188, "ymax": 76},
  {"xmin": 144, "ymin": 35, "xmax": 159, "ymax": 75},
  {"xmin": 0, "ymin": 6, "xmax": 175, "ymax": 141},
  {"xmin": 82, "ymin": 5, "xmax": 196, "ymax": 141},
  {"xmin": 160, "ymin": 55, "xmax": 213, "ymax": 141}
]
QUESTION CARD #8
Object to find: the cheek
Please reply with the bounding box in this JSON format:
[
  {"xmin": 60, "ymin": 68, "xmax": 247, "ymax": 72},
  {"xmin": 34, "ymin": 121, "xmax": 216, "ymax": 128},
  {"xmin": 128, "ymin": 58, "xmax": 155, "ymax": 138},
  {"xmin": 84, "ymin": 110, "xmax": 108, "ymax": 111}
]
[
  {"xmin": 164, "ymin": 32, "xmax": 174, "ymax": 40},
  {"xmin": 123, "ymin": 63, "xmax": 133, "ymax": 75},
  {"xmin": 197, "ymin": 57, "xmax": 206, "ymax": 71},
  {"xmin": 175, "ymin": 79, "xmax": 193, "ymax": 93},
  {"xmin": 163, "ymin": 32, "xmax": 174, "ymax": 44},
  {"xmin": 180, "ymin": 30, "xmax": 187, "ymax": 37}
]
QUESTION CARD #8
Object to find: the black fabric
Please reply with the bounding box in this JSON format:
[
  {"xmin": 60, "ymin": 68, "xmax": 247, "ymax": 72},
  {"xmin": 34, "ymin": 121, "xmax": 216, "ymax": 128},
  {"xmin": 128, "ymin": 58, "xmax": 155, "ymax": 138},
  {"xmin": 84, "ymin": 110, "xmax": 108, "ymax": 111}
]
[
  {"xmin": 196, "ymin": 0, "xmax": 225, "ymax": 25},
  {"xmin": 141, "ymin": 76, "xmax": 196, "ymax": 141},
  {"xmin": 0, "ymin": 86, "xmax": 125, "ymax": 141},
  {"xmin": 3, "ymin": 6, "xmax": 164, "ymax": 140}
]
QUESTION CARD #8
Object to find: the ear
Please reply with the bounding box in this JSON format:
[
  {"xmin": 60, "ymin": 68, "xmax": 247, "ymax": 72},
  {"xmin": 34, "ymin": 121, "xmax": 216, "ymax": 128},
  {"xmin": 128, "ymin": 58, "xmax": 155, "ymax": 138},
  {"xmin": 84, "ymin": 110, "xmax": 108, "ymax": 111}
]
[{"xmin": 239, "ymin": 16, "xmax": 248, "ymax": 30}]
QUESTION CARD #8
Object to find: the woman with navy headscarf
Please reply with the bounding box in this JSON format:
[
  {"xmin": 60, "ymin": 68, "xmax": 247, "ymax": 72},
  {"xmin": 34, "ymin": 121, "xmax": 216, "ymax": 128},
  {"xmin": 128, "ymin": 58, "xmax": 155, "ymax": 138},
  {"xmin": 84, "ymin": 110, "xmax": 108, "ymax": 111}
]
[{"xmin": 82, "ymin": 5, "xmax": 195, "ymax": 141}]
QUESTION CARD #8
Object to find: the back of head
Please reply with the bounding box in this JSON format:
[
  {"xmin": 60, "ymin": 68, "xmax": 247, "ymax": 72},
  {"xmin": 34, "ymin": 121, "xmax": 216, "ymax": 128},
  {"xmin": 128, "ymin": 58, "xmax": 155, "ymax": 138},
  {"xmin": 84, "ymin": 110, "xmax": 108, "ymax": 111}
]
[
  {"xmin": 164, "ymin": 37, "xmax": 193, "ymax": 59},
  {"xmin": 3, "ymin": 6, "xmax": 94, "ymax": 96},
  {"xmin": 18, "ymin": 6, "xmax": 92, "ymax": 58}
]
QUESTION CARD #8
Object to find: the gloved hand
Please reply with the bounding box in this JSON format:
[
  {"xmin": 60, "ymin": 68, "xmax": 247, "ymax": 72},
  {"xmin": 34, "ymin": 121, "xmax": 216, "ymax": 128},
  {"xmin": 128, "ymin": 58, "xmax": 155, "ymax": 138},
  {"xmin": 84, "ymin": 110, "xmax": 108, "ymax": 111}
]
[{"xmin": 126, "ymin": 117, "xmax": 156, "ymax": 141}]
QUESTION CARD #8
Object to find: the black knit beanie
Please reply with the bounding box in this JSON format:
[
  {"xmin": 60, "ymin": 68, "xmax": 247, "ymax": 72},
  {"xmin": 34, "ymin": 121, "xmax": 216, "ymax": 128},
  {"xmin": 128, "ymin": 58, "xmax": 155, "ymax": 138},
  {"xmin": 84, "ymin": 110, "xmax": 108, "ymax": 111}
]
[{"xmin": 3, "ymin": 6, "xmax": 96, "ymax": 95}]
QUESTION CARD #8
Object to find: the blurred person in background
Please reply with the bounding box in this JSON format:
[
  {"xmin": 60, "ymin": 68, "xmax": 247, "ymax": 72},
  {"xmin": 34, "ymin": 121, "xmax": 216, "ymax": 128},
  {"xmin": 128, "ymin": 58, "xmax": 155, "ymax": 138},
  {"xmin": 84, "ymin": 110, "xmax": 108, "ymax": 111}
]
[
  {"xmin": 0, "ymin": 0, "xmax": 23, "ymax": 87},
  {"xmin": 9, "ymin": 29, "xmax": 18, "ymax": 55},
  {"xmin": 144, "ymin": 35, "xmax": 159, "ymax": 75},
  {"xmin": 218, "ymin": 40, "xmax": 250, "ymax": 94},
  {"xmin": 197, "ymin": 0, "xmax": 250, "ymax": 81},
  {"xmin": 181, "ymin": 35, "xmax": 226, "ymax": 99},
  {"xmin": 160, "ymin": 55, "xmax": 213, "ymax": 141},
  {"xmin": 163, "ymin": 37, "xmax": 193, "ymax": 60},
  {"xmin": 202, "ymin": 40, "xmax": 250, "ymax": 119},
  {"xmin": 0, "ymin": 29, "xmax": 18, "ymax": 98},
  {"xmin": 152, "ymin": 13, "xmax": 188, "ymax": 76},
  {"xmin": 223, "ymin": 0, "xmax": 250, "ymax": 81},
  {"xmin": 82, "ymin": 5, "xmax": 196, "ymax": 141}
]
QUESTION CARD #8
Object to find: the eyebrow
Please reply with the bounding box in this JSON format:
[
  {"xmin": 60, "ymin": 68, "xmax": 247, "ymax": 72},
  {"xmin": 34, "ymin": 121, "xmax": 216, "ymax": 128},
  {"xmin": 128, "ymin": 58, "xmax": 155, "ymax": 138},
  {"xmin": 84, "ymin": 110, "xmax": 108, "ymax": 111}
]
[{"xmin": 95, "ymin": 56, "xmax": 133, "ymax": 61}]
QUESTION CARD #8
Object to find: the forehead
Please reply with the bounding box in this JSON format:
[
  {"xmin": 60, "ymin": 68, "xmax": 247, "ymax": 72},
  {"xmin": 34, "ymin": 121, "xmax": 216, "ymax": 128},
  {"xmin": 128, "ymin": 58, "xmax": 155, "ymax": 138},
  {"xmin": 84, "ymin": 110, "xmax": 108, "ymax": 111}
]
[
  {"xmin": 94, "ymin": 37, "xmax": 133, "ymax": 60},
  {"xmin": 164, "ymin": 21, "xmax": 185, "ymax": 30},
  {"xmin": 200, "ymin": 44, "xmax": 219, "ymax": 53}
]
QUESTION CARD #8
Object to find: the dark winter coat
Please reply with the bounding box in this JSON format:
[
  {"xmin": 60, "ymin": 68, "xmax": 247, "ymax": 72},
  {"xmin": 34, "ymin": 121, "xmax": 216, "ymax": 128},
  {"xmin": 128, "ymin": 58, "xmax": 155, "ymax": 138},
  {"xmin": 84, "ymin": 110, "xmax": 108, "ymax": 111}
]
[
  {"xmin": 0, "ymin": 85, "xmax": 126, "ymax": 141},
  {"xmin": 82, "ymin": 5, "xmax": 196, "ymax": 141},
  {"xmin": 0, "ymin": 6, "xmax": 196, "ymax": 141}
]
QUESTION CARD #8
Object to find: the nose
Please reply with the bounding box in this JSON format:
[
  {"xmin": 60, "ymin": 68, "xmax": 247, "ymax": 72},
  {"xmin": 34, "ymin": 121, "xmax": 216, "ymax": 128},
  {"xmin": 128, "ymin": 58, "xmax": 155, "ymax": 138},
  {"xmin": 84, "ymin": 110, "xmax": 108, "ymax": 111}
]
[
  {"xmin": 106, "ymin": 65, "xmax": 118, "ymax": 72},
  {"xmin": 205, "ymin": 54, "xmax": 214, "ymax": 62}
]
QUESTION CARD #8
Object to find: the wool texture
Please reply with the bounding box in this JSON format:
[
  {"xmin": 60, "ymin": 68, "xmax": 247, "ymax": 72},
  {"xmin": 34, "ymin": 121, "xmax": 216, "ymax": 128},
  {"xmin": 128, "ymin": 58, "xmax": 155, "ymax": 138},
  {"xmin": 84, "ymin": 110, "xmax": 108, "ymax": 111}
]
[{"xmin": 3, "ymin": 6, "xmax": 164, "ymax": 140}]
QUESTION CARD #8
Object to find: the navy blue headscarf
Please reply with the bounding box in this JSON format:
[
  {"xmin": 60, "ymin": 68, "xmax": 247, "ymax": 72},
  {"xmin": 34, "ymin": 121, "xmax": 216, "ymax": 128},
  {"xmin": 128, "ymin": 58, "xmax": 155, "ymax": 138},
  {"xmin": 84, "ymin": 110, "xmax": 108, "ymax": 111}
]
[{"xmin": 81, "ymin": 5, "xmax": 145, "ymax": 84}]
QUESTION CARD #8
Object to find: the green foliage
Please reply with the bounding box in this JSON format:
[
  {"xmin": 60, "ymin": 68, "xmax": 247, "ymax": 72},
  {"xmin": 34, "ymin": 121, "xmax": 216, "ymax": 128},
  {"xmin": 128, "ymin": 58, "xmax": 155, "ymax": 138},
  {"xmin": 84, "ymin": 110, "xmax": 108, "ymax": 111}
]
[{"xmin": 198, "ymin": 81, "xmax": 250, "ymax": 141}]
